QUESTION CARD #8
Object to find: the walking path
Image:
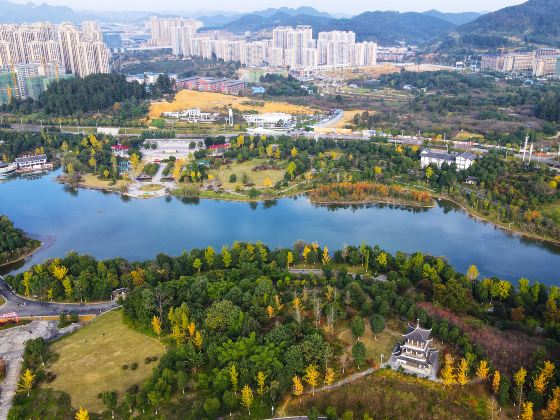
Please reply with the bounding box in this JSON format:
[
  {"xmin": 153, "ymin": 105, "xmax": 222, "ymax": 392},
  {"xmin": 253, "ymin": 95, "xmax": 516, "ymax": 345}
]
[
  {"xmin": 0, "ymin": 321, "xmax": 79, "ymax": 420},
  {"xmin": 306, "ymin": 367, "xmax": 377, "ymax": 394}
]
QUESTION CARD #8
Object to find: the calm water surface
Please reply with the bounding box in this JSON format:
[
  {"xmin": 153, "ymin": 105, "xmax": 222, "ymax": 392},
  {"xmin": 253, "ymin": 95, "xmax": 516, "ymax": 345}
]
[{"xmin": 1, "ymin": 170, "xmax": 559, "ymax": 285}]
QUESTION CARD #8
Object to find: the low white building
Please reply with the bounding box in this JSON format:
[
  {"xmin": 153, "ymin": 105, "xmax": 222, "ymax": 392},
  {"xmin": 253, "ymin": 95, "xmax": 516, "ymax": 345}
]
[
  {"xmin": 420, "ymin": 149, "xmax": 476, "ymax": 171},
  {"xmin": 162, "ymin": 108, "xmax": 219, "ymax": 123},
  {"xmin": 15, "ymin": 154, "xmax": 48, "ymax": 169},
  {"xmin": 243, "ymin": 113, "xmax": 293, "ymax": 129},
  {"xmin": 456, "ymin": 151, "xmax": 477, "ymax": 171}
]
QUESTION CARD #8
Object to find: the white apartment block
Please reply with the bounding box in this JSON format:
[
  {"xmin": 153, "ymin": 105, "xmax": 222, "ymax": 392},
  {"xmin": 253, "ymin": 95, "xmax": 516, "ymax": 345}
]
[
  {"xmin": 481, "ymin": 49, "xmax": 560, "ymax": 77},
  {"xmin": 162, "ymin": 22, "xmax": 377, "ymax": 69},
  {"xmin": 0, "ymin": 21, "xmax": 110, "ymax": 77}
]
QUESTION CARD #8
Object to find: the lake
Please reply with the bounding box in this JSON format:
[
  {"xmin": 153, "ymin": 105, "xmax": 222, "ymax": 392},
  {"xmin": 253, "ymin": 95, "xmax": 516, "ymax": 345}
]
[{"xmin": 1, "ymin": 170, "xmax": 559, "ymax": 285}]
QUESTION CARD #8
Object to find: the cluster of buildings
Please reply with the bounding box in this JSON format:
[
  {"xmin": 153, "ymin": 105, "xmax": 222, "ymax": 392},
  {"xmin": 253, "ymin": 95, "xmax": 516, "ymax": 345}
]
[
  {"xmin": 149, "ymin": 17, "xmax": 377, "ymax": 69},
  {"xmin": 420, "ymin": 149, "xmax": 477, "ymax": 171},
  {"xmin": 175, "ymin": 76, "xmax": 245, "ymax": 95},
  {"xmin": 0, "ymin": 21, "xmax": 111, "ymax": 104},
  {"xmin": 481, "ymin": 48, "xmax": 560, "ymax": 77},
  {"xmin": 162, "ymin": 108, "xmax": 219, "ymax": 123}
]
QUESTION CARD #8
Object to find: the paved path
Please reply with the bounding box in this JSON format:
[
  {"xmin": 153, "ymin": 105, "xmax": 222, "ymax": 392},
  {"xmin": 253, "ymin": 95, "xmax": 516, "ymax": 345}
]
[
  {"xmin": 288, "ymin": 268, "xmax": 386, "ymax": 282},
  {"xmin": 0, "ymin": 275, "xmax": 117, "ymax": 317},
  {"xmin": 306, "ymin": 367, "xmax": 376, "ymax": 394},
  {"xmin": 0, "ymin": 321, "xmax": 74, "ymax": 420}
]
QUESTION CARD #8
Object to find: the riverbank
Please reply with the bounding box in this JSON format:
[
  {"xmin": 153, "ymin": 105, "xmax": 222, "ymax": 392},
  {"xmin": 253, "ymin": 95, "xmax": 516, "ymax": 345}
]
[
  {"xmin": 0, "ymin": 241, "xmax": 42, "ymax": 269},
  {"xmin": 310, "ymin": 197, "xmax": 435, "ymax": 208},
  {"xmin": 58, "ymin": 173, "xmax": 560, "ymax": 247},
  {"xmin": 441, "ymin": 195, "xmax": 560, "ymax": 247}
]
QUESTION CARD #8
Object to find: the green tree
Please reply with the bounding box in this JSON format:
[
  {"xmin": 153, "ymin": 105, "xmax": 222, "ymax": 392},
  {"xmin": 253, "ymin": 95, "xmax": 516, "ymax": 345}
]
[
  {"xmin": 350, "ymin": 316, "xmax": 365, "ymax": 340},
  {"xmin": 352, "ymin": 342, "xmax": 366, "ymax": 369}
]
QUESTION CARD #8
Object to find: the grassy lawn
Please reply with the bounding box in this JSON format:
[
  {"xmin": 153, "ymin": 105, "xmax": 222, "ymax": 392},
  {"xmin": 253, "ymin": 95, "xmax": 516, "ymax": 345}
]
[
  {"xmin": 209, "ymin": 159, "xmax": 286, "ymax": 189},
  {"xmin": 0, "ymin": 294, "xmax": 5, "ymax": 306},
  {"xmin": 337, "ymin": 318, "xmax": 404, "ymax": 364},
  {"xmin": 139, "ymin": 183, "xmax": 164, "ymax": 192},
  {"xmin": 284, "ymin": 368, "xmax": 492, "ymax": 419},
  {"xmin": 79, "ymin": 174, "xmax": 129, "ymax": 191},
  {"xmin": 46, "ymin": 309, "xmax": 164, "ymax": 412},
  {"xmin": 542, "ymin": 200, "xmax": 560, "ymax": 225}
]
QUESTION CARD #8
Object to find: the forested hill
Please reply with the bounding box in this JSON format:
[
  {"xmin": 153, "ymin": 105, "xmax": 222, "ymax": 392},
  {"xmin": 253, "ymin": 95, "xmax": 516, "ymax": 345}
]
[
  {"xmin": 218, "ymin": 11, "xmax": 456, "ymax": 44},
  {"xmin": 456, "ymin": 0, "xmax": 560, "ymax": 47}
]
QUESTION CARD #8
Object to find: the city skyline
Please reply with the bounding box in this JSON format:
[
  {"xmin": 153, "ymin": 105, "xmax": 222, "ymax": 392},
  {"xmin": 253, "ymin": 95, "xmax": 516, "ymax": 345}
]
[{"xmin": 7, "ymin": 0, "xmax": 526, "ymax": 15}]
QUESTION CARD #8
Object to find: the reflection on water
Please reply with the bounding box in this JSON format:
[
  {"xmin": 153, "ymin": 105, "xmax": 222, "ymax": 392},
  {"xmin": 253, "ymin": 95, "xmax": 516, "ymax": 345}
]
[{"xmin": 0, "ymin": 169, "xmax": 559, "ymax": 285}]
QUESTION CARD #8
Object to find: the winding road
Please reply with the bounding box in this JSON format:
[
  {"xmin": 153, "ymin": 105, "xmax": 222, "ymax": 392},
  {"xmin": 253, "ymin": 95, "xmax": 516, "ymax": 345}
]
[{"xmin": 0, "ymin": 275, "xmax": 117, "ymax": 317}]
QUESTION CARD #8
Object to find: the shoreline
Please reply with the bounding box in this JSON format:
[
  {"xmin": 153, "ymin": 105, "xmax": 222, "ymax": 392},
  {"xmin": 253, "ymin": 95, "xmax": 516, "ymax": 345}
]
[
  {"xmin": 439, "ymin": 195, "xmax": 560, "ymax": 247},
  {"xmin": 0, "ymin": 242, "xmax": 42, "ymax": 270},
  {"xmin": 56, "ymin": 175, "xmax": 560, "ymax": 248},
  {"xmin": 309, "ymin": 197, "xmax": 435, "ymax": 208}
]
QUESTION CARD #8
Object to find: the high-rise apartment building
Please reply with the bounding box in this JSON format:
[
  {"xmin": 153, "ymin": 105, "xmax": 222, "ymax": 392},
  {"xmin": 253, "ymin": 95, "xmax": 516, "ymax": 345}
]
[{"xmin": 0, "ymin": 22, "xmax": 110, "ymax": 78}]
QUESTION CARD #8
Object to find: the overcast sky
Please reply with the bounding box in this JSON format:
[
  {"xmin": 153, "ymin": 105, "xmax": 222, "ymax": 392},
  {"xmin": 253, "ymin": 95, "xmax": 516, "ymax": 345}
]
[{"xmin": 11, "ymin": 0, "xmax": 526, "ymax": 14}]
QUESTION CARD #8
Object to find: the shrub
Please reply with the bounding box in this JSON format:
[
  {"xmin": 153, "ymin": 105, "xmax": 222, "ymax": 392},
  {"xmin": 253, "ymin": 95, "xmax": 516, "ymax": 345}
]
[
  {"xmin": 130, "ymin": 362, "xmax": 138, "ymax": 370},
  {"xmin": 121, "ymin": 364, "xmax": 128, "ymax": 370},
  {"xmin": 326, "ymin": 406, "xmax": 337, "ymax": 420},
  {"xmin": 229, "ymin": 174, "xmax": 237, "ymax": 183},
  {"xmin": 144, "ymin": 357, "xmax": 151, "ymax": 364}
]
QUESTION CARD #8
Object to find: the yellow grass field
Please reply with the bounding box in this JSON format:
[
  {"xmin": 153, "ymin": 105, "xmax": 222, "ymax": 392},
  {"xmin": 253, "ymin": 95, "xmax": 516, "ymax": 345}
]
[
  {"xmin": 47, "ymin": 310, "xmax": 164, "ymax": 412},
  {"xmin": 324, "ymin": 110, "xmax": 365, "ymax": 129},
  {"xmin": 208, "ymin": 159, "xmax": 286, "ymax": 189},
  {"xmin": 149, "ymin": 89, "xmax": 317, "ymax": 119},
  {"xmin": 79, "ymin": 174, "xmax": 129, "ymax": 191},
  {"xmin": 454, "ymin": 130, "xmax": 485, "ymax": 141}
]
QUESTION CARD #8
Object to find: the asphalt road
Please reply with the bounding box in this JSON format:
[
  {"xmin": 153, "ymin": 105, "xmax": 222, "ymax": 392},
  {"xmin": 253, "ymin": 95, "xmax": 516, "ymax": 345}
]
[{"xmin": 0, "ymin": 275, "xmax": 117, "ymax": 317}]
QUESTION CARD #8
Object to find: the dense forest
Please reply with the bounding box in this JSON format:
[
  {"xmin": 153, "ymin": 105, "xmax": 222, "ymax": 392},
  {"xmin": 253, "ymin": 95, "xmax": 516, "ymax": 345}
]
[
  {"xmin": 258, "ymin": 74, "xmax": 313, "ymax": 97},
  {"xmin": 0, "ymin": 73, "xmax": 172, "ymax": 117},
  {"xmin": 457, "ymin": 0, "xmax": 560, "ymax": 48},
  {"xmin": 0, "ymin": 215, "xmax": 40, "ymax": 265},
  {"xmin": 6, "ymin": 242, "xmax": 560, "ymax": 418}
]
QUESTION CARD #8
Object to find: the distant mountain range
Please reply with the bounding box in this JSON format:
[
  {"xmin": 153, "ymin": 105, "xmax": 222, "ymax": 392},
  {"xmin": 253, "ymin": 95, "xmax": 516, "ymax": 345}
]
[
  {"xmin": 455, "ymin": 0, "xmax": 560, "ymax": 47},
  {"xmin": 213, "ymin": 11, "xmax": 462, "ymax": 45},
  {"xmin": 422, "ymin": 10, "xmax": 482, "ymax": 26},
  {"xmin": 6, "ymin": 1, "xmax": 557, "ymax": 50}
]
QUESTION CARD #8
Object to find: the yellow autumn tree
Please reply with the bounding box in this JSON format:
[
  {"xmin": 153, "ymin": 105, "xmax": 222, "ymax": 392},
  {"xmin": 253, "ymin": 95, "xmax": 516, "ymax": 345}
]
[
  {"xmin": 263, "ymin": 177, "xmax": 272, "ymax": 188},
  {"xmin": 514, "ymin": 367, "xmax": 527, "ymax": 414},
  {"xmin": 151, "ymin": 316, "xmax": 161, "ymax": 340},
  {"xmin": 457, "ymin": 358, "xmax": 469, "ymax": 387},
  {"xmin": 302, "ymin": 246, "xmax": 311, "ymax": 263},
  {"xmin": 75, "ymin": 407, "xmax": 89, "ymax": 420},
  {"xmin": 19, "ymin": 368, "xmax": 34, "ymax": 396},
  {"xmin": 188, "ymin": 321, "xmax": 196, "ymax": 337},
  {"xmin": 293, "ymin": 375, "xmax": 304, "ymax": 398},
  {"xmin": 287, "ymin": 251, "xmax": 293, "ymax": 269},
  {"xmin": 304, "ymin": 364, "xmax": 320, "ymax": 395},
  {"xmin": 534, "ymin": 361, "xmax": 555, "ymax": 394},
  {"xmin": 492, "ymin": 370, "xmax": 501, "ymax": 396},
  {"xmin": 324, "ymin": 367, "xmax": 335, "ymax": 386},
  {"xmin": 440, "ymin": 354, "xmax": 456, "ymax": 386},
  {"xmin": 543, "ymin": 386, "xmax": 560, "ymax": 419},
  {"xmin": 240, "ymin": 384, "xmax": 253, "ymax": 414},
  {"xmin": 520, "ymin": 401, "xmax": 533, "ymax": 420},
  {"xmin": 476, "ymin": 360, "xmax": 490, "ymax": 381},
  {"xmin": 256, "ymin": 371, "xmax": 267, "ymax": 398},
  {"xmin": 266, "ymin": 305, "xmax": 275, "ymax": 319},
  {"xmin": 194, "ymin": 331, "xmax": 203, "ymax": 348},
  {"xmin": 322, "ymin": 246, "xmax": 330, "ymax": 265}
]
